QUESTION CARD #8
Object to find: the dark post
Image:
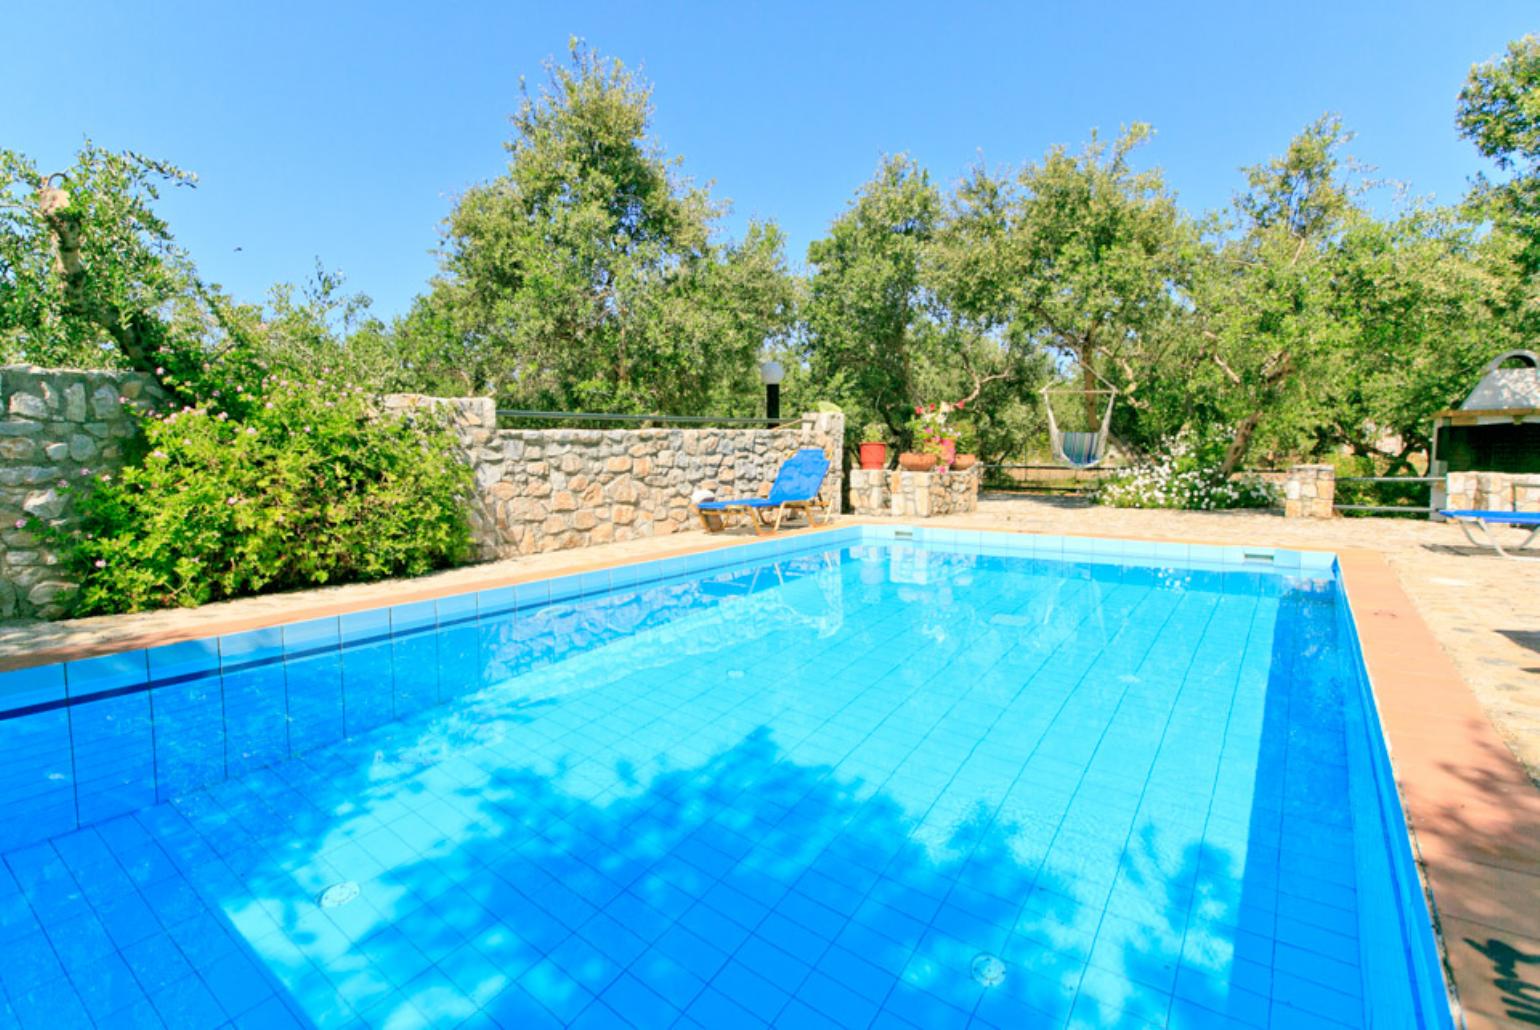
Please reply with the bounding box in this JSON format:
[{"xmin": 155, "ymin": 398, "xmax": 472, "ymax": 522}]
[{"xmin": 759, "ymin": 360, "xmax": 785, "ymax": 425}]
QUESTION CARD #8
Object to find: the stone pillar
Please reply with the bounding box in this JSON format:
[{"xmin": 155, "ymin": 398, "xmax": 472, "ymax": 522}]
[
  {"xmin": 1515, "ymin": 475, "xmax": 1540, "ymax": 513},
  {"xmin": 847, "ymin": 468, "xmax": 980, "ymax": 518},
  {"xmin": 1282, "ymin": 464, "xmax": 1335, "ymax": 519},
  {"xmin": 848, "ymin": 469, "xmax": 888, "ymax": 516}
]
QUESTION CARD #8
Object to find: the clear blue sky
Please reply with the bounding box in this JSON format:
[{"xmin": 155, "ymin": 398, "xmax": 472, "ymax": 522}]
[{"xmin": 5, "ymin": 2, "xmax": 1534, "ymax": 319}]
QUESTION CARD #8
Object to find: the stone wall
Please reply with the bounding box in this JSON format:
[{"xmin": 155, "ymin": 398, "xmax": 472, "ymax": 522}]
[
  {"xmin": 1, "ymin": 366, "xmax": 164, "ymax": 618},
  {"xmin": 1438, "ymin": 471, "xmax": 1540, "ymax": 516},
  {"xmin": 848, "ymin": 467, "xmax": 981, "ymax": 518},
  {"xmin": 382, "ymin": 395, "xmax": 844, "ymax": 560},
  {"xmin": 1283, "ymin": 464, "xmax": 1336, "ymax": 519}
]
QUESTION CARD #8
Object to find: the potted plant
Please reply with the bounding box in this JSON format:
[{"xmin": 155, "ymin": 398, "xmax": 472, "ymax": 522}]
[
  {"xmin": 909, "ymin": 401, "xmax": 963, "ymax": 470},
  {"xmin": 899, "ymin": 424, "xmax": 943, "ymax": 471},
  {"xmin": 858, "ymin": 423, "xmax": 889, "ymax": 470}
]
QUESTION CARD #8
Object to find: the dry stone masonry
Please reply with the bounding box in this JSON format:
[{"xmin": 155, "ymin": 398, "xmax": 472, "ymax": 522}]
[
  {"xmin": 848, "ymin": 467, "xmax": 981, "ymax": 518},
  {"xmin": 1, "ymin": 366, "xmax": 164, "ymax": 618},
  {"xmin": 1283, "ymin": 464, "xmax": 1336, "ymax": 519},
  {"xmin": 381, "ymin": 395, "xmax": 844, "ymax": 560},
  {"xmin": 1438, "ymin": 471, "xmax": 1540, "ymax": 516}
]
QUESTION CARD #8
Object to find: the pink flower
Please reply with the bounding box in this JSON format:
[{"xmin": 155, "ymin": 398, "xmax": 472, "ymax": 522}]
[
  {"xmin": 12, "ymin": 519, "xmax": 23, "ymax": 529},
  {"xmin": 100, "ymin": 474, "xmax": 110, "ymax": 482},
  {"xmin": 226, "ymin": 496, "xmax": 239, "ymax": 506},
  {"xmin": 155, "ymin": 366, "xmax": 165, "ymax": 375},
  {"xmin": 78, "ymin": 468, "xmax": 90, "ymax": 476},
  {"xmin": 94, "ymin": 559, "xmax": 106, "ymax": 569}
]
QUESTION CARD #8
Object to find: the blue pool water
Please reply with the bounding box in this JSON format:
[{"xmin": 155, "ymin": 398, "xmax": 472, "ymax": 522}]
[{"xmin": 0, "ymin": 528, "xmax": 1448, "ymax": 1028}]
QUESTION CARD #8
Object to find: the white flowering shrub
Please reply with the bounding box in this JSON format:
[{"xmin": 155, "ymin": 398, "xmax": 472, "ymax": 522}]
[{"xmin": 1095, "ymin": 432, "xmax": 1278, "ymax": 511}]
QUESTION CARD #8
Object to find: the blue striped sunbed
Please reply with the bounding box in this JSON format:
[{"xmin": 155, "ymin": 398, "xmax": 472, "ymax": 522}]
[{"xmin": 695, "ymin": 449, "xmax": 831, "ymax": 535}]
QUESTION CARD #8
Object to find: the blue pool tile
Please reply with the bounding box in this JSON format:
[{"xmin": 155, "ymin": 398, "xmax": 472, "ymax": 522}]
[
  {"xmin": 149, "ymin": 973, "xmax": 227, "ymax": 1027},
  {"xmin": 150, "ymin": 674, "xmax": 226, "ymax": 800},
  {"xmin": 435, "ymin": 621, "xmax": 480, "ymax": 702},
  {"xmin": 70, "ymin": 692, "xmax": 156, "ymax": 825},
  {"xmin": 285, "ymin": 649, "xmax": 345, "ymax": 755},
  {"xmin": 476, "ymin": 586, "xmax": 516, "ymax": 618},
  {"xmin": 519, "ymin": 956, "xmax": 597, "ymax": 1024},
  {"xmin": 221, "ymin": 663, "xmax": 289, "ymax": 775},
  {"xmin": 63, "ymin": 650, "xmax": 149, "ymax": 697},
  {"xmin": 390, "ymin": 630, "xmax": 438, "ymax": 718},
  {"xmin": 0, "ymin": 710, "xmax": 76, "ymax": 849},
  {"xmin": 146, "ymin": 638, "xmax": 221, "ymax": 685},
  {"xmin": 684, "ymin": 986, "xmax": 767, "ymax": 1028},
  {"xmin": 339, "ymin": 609, "xmax": 395, "ymax": 734},
  {"xmin": 597, "ymin": 972, "xmax": 680, "ymax": 1026},
  {"xmin": 545, "ymin": 574, "xmax": 582, "ymax": 603},
  {"xmin": 10, "ymin": 975, "xmax": 93, "ymax": 1030},
  {"xmin": 0, "ymin": 664, "xmax": 66, "ymax": 712}
]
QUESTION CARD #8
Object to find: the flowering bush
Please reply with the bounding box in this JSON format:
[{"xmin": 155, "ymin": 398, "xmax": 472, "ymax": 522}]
[
  {"xmin": 1095, "ymin": 432, "xmax": 1278, "ymax": 510},
  {"xmin": 45, "ymin": 376, "xmax": 472, "ymax": 614}
]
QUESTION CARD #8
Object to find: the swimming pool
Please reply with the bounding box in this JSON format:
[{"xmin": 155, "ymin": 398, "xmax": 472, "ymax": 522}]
[{"xmin": 0, "ymin": 526, "xmax": 1449, "ymax": 1028}]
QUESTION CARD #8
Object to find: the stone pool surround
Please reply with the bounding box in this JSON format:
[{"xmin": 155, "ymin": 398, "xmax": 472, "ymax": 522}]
[{"xmin": 0, "ymin": 519, "xmax": 1534, "ymax": 1028}]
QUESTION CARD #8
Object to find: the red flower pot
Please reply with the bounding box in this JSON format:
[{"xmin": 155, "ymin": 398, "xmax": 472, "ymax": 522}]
[
  {"xmin": 898, "ymin": 452, "xmax": 938, "ymax": 472},
  {"xmin": 858, "ymin": 442, "xmax": 888, "ymax": 470}
]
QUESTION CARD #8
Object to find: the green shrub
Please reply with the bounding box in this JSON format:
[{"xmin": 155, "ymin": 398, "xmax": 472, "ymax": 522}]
[
  {"xmin": 1095, "ymin": 431, "xmax": 1278, "ymax": 510},
  {"xmin": 49, "ymin": 377, "xmax": 473, "ymax": 614}
]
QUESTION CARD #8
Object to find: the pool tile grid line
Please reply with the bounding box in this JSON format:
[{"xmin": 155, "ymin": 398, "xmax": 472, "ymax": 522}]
[
  {"xmin": 0, "ymin": 526, "xmax": 1484, "ymax": 1022},
  {"xmin": 560, "ymin": 574, "xmax": 1175, "ymax": 1028},
  {"xmin": 237, "ymin": 569, "xmax": 1145, "ymax": 1028},
  {"xmin": 663, "ymin": 579, "xmax": 1215, "ymax": 1028},
  {"xmin": 18, "ymin": 575, "xmax": 1367, "ymax": 1022}
]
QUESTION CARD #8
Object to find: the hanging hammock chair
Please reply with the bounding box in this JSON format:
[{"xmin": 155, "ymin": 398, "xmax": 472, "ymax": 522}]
[{"xmin": 1041, "ymin": 377, "xmax": 1117, "ymax": 469}]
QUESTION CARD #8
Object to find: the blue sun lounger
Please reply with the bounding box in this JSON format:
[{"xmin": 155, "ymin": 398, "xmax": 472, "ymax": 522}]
[
  {"xmin": 695, "ymin": 448, "xmax": 832, "ymax": 535},
  {"xmin": 1440, "ymin": 509, "xmax": 1540, "ymax": 561}
]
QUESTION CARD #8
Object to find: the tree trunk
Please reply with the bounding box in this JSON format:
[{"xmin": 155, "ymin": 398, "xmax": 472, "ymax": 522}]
[
  {"xmin": 1221, "ymin": 412, "xmax": 1262, "ymax": 475},
  {"xmin": 1081, "ymin": 357, "xmax": 1099, "ymax": 427}
]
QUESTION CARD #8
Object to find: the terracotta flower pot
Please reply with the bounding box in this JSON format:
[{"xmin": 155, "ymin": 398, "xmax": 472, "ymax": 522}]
[
  {"xmin": 858, "ymin": 442, "xmax": 888, "ymax": 470},
  {"xmin": 898, "ymin": 451, "xmax": 938, "ymax": 472},
  {"xmin": 951, "ymin": 454, "xmax": 977, "ymax": 471}
]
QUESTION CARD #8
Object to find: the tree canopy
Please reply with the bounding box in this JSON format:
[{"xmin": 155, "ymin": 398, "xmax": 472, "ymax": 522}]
[
  {"xmin": 396, "ymin": 42, "xmax": 796, "ymax": 414},
  {"xmin": 7, "ymin": 36, "xmax": 1540, "ymax": 475}
]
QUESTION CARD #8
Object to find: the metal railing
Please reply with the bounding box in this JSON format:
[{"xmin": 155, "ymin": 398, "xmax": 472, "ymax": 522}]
[
  {"xmin": 495, "ymin": 409, "xmax": 798, "ymax": 428},
  {"xmin": 1332, "ymin": 475, "xmax": 1440, "ymax": 515}
]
